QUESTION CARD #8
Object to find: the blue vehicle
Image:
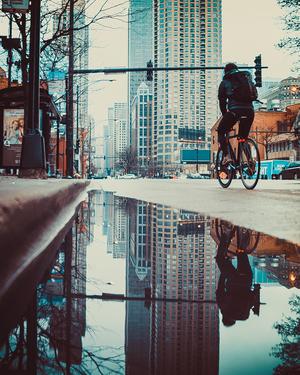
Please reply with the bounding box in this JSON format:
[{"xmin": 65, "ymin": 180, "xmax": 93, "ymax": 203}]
[{"xmin": 258, "ymin": 160, "xmax": 290, "ymax": 179}]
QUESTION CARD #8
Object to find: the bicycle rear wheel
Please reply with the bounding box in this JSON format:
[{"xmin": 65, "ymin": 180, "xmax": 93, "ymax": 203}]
[
  {"xmin": 239, "ymin": 138, "xmax": 260, "ymax": 190},
  {"xmin": 216, "ymin": 148, "xmax": 234, "ymax": 188}
]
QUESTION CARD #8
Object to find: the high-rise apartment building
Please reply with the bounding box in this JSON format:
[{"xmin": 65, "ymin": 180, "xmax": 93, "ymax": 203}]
[{"xmin": 152, "ymin": 0, "xmax": 222, "ymax": 171}]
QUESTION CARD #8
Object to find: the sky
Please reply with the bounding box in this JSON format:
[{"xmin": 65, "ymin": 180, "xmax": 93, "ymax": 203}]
[
  {"xmin": 87, "ymin": 0, "xmax": 297, "ymax": 134},
  {"xmin": 0, "ymin": 0, "xmax": 297, "ymax": 135}
]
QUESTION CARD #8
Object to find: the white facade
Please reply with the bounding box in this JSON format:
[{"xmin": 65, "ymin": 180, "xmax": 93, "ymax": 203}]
[
  {"xmin": 131, "ymin": 82, "xmax": 153, "ymax": 168},
  {"xmin": 153, "ymin": 0, "xmax": 222, "ymax": 170},
  {"xmin": 107, "ymin": 103, "xmax": 129, "ymax": 173}
]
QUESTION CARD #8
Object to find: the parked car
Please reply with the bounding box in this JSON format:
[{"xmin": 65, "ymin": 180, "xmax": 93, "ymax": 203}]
[
  {"xmin": 118, "ymin": 173, "xmax": 138, "ymax": 179},
  {"xmin": 187, "ymin": 172, "xmax": 202, "ymax": 179},
  {"xmin": 278, "ymin": 162, "xmax": 300, "ymax": 180}
]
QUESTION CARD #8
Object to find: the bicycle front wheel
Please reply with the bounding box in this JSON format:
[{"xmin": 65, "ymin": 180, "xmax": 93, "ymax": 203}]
[
  {"xmin": 216, "ymin": 148, "xmax": 234, "ymax": 188},
  {"xmin": 239, "ymin": 138, "xmax": 260, "ymax": 190}
]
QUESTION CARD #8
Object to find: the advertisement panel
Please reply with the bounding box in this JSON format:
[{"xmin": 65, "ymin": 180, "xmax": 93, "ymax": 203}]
[
  {"xmin": 2, "ymin": 108, "xmax": 24, "ymax": 167},
  {"xmin": 2, "ymin": 0, "xmax": 29, "ymax": 13}
]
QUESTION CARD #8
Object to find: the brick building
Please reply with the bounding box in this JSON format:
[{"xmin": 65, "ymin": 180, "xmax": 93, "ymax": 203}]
[{"xmin": 211, "ymin": 104, "xmax": 300, "ymax": 166}]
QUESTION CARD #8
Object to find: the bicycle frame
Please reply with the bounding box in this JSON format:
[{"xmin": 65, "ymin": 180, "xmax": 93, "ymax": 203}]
[{"xmin": 225, "ymin": 133, "xmax": 243, "ymax": 173}]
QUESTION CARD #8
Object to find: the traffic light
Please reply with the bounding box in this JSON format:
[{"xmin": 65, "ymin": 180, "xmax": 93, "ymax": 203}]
[
  {"xmin": 254, "ymin": 54, "xmax": 262, "ymax": 87},
  {"xmin": 146, "ymin": 60, "xmax": 153, "ymax": 81}
]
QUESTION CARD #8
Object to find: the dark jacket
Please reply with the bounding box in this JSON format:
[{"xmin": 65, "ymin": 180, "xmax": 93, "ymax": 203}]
[{"xmin": 218, "ymin": 69, "xmax": 254, "ymax": 116}]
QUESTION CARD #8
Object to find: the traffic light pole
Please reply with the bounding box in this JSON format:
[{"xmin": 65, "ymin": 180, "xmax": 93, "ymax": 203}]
[{"xmin": 74, "ymin": 65, "xmax": 268, "ymax": 75}]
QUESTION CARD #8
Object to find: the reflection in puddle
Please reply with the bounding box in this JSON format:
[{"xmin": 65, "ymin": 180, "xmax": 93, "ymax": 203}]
[{"xmin": 0, "ymin": 191, "xmax": 299, "ymax": 374}]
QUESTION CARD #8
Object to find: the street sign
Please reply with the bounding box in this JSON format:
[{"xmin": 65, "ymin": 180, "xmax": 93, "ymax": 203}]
[
  {"xmin": 180, "ymin": 149, "xmax": 211, "ymax": 164},
  {"xmin": 2, "ymin": 0, "xmax": 29, "ymax": 13},
  {"xmin": 48, "ymin": 79, "xmax": 66, "ymax": 95}
]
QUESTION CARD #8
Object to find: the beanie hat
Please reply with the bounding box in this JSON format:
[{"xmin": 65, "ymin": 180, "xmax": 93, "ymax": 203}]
[{"xmin": 224, "ymin": 63, "xmax": 238, "ymax": 74}]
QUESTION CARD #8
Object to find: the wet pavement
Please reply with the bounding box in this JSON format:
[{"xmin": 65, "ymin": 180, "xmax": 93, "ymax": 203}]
[{"xmin": 0, "ymin": 190, "xmax": 299, "ymax": 374}]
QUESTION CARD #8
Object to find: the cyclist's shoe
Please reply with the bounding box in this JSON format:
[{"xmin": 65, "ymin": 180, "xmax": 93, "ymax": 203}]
[{"xmin": 222, "ymin": 154, "xmax": 233, "ymax": 166}]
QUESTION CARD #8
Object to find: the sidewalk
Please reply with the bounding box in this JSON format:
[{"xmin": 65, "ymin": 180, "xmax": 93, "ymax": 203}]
[
  {"xmin": 97, "ymin": 178, "xmax": 300, "ymax": 245},
  {"xmin": 0, "ymin": 176, "xmax": 90, "ymax": 338}
]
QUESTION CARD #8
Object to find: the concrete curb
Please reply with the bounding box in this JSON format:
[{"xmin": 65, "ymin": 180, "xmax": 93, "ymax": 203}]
[{"xmin": 0, "ymin": 177, "xmax": 90, "ymax": 339}]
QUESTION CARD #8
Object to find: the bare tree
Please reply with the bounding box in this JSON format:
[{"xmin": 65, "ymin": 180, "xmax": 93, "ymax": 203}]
[
  {"xmin": 277, "ymin": 0, "xmax": 300, "ymax": 71},
  {"xmin": 0, "ymin": 1, "xmax": 146, "ymax": 83},
  {"xmin": 116, "ymin": 146, "xmax": 138, "ymax": 174},
  {"xmin": 256, "ymin": 127, "xmax": 276, "ymax": 160}
]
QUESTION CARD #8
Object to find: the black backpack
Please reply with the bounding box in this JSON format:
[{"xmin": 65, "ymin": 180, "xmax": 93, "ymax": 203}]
[{"xmin": 228, "ymin": 71, "xmax": 258, "ymax": 102}]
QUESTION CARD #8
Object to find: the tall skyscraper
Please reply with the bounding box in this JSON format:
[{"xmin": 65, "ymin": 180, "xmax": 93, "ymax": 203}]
[
  {"xmin": 128, "ymin": 0, "xmax": 153, "ymax": 135},
  {"xmin": 131, "ymin": 82, "xmax": 153, "ymax": 172},
  {"xmin": 152, "ymin": 0, "xmax": 222, "ymax": 172},
  {"xmin": 106, "ymin": 103, "xmax": 129, "ymax": 174}
]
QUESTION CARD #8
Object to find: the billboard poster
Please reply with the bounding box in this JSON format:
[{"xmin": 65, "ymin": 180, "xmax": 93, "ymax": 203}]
[
  {"xmin": 2, "ymin": 108, "xmax": 24, "ymax": 167},
  {"xmin": 2, "ymin": 0, "xmax": 29, "ymax": 13}
]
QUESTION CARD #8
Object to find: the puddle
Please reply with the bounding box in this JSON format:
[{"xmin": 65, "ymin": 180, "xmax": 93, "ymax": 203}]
[{"xmin": 0, "ymin": 191, "xmax": 299, "ymax": 374}]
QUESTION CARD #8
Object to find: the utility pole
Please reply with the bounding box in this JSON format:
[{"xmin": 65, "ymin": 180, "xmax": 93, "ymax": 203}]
[
  {"xmin": 66, "ymin": 0, "xmax": 74, "ymax": 177},
  {"xmin": 88, "ymin": 120, "xmax": 92, "ymax": 178},
  {"xmin": 56, "ymin": 119, "xmax": 60, "ymax": 175},
  {"xmin": 20, "ymin": 0, "xmax": 46, "ymax": 178},
  {"xmin": 8, "ymin": 15, "xmax": 12, "ymax": 87},
  {"xmin": 75, "ymin": 85, "xmax": 80, "ymax": 173}
]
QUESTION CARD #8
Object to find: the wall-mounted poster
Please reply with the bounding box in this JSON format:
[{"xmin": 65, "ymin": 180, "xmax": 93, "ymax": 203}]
[{"xmin": 2, "ymin": 108, "xmax": 24, "ymax": 167}]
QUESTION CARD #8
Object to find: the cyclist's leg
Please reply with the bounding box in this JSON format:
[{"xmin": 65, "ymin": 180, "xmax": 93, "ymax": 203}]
[
  {"xmin": 237, "ymin": 108, "xmax": 255, "ymax": 161},
  {"xmin": 217, "ymin": 112, "xmax": 237, "ymax": 155},
  {"xmin": 237, "ymin": 108, "xmax": 254, "ymax": 141}
]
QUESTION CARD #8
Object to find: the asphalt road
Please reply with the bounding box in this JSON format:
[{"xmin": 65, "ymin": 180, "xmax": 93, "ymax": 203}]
[{"xmin": 96, "ymin": 178, "xmax": 300, "ymax": 245}]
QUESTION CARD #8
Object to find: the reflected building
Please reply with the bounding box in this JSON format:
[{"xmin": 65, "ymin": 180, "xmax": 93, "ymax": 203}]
[
  {"xmin": 106, "ymin": 195, "xmax": 129, "ymax": 259},
  {"xmin": 254, "ymin": 256, "xmax": 300, "ymax": 289},
  {"xmin": 150, "ymin": 206, "xmax": 219, "ymax": 374},
  {"xmin": 127, "ymin": 201, "xmax": 152, "ymax": 296},
  {"xmin": 126, "ymin": 200, "xmax": 152, "ymax": 374},
  {"xmin": 47, "ymin": 193, "xmax": 96, "ymax": 366},
  {"xmin": 125, "ymin": 202, "xmax": 219, "ymax": 374}
]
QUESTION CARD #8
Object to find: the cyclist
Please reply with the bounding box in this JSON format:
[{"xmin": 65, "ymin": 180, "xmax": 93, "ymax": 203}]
[
  {"xmin": 215, "ymin": 222, "xmax": 261, "ymax": 326},
  {"xmin": 217, "ymin": 63, "xmax": 255, "ymax": 166}
]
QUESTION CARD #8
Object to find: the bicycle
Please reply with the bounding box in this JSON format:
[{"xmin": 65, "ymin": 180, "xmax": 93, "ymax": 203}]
[
  {"xmin": 214, "ymin": 219, "xmax": 260, "ymax": 255},
  {"xmin": 215, "ymin": 125, "xmax": 261, "ymax": 190}
]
